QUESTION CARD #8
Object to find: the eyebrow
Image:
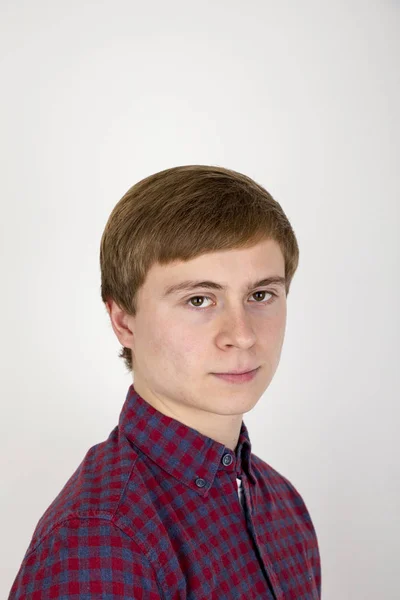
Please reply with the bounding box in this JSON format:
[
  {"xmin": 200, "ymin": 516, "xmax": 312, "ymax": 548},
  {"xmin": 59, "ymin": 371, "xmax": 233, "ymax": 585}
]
[{"xmin": 163, "ymin": 276, "xmax": 287, "ymax": 297}]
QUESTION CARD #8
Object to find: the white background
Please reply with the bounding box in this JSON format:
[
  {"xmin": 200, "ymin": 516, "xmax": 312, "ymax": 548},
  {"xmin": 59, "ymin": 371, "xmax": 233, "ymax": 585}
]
[{"xmin": 1, "ymin": 1, "xmax": 399, "ymax": 598}]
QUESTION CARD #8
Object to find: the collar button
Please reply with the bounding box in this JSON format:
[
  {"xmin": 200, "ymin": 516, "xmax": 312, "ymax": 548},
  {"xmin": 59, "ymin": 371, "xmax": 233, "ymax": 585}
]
[
  {"xmin": 222, "ymin": 453, "xmax": 233, "ymax": 466},
  {"xmin": 195, "ymin": 477, "xmax": 206, "ymax": 488}
]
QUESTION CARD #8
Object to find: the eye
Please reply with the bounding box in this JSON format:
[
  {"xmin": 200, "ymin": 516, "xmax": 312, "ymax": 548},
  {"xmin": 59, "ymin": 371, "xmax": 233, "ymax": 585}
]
[
  {"xmin": 185, "ymin": 290, "xmax": 277, "ymax": 309},
  {"xmin": 186, "ymin": 295, "xmax": 213, "ymax": 309}
]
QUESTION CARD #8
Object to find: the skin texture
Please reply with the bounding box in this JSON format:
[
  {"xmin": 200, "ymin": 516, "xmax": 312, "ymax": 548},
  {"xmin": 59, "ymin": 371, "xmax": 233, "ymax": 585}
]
[{"xmin": 107, "ymin": 238, "xmax": 287, "ymax": 451}]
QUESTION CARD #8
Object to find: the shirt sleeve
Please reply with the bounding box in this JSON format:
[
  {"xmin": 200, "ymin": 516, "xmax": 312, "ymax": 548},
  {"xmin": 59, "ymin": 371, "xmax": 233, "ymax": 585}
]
[{"xmin": 8, "ymin": 517, "xmax": 163, "ymax": 600}]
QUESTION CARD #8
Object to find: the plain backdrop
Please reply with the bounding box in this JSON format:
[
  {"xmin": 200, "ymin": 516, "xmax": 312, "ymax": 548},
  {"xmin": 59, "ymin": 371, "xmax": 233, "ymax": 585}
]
[{"xmin": 1, "ymin": 1, "xmax": 399, "ymax": 598}]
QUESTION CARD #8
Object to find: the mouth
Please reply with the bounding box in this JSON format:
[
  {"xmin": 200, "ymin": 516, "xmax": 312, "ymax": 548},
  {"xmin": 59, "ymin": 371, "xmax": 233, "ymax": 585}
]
[
  {"xmin": 211, "ymin": 367, "xmax": 260, "ymax": 384},
  {"xmin": 212, "ymin": 367, "xmax": 260, "ymax": 375}
]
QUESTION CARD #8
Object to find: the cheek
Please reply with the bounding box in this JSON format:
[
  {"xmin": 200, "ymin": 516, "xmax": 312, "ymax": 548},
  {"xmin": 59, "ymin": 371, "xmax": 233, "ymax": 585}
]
[
  {"xmin": 269, "ymin": 302, "xmax": 286, "ymax": 329},
  {"xmin": 176, "ymin": 332, "xmax": 203, "ymax": 358},
  {"xmin": 258, "ymin": 311, "xmax": 286, "ymax": 349},
  {"xmin": 163, "ymin": 327, "xmax": 204, "ymax": 364},
  {"xmin": 271, "ymin": 313, "xmax": 287, "ymax": 352}
]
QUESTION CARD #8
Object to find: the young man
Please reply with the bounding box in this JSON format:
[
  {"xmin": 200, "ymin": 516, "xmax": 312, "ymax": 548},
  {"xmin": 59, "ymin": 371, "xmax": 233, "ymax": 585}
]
[{"xmin": 9, "ymin": 165, "xmax": 321, "ymax": 599}]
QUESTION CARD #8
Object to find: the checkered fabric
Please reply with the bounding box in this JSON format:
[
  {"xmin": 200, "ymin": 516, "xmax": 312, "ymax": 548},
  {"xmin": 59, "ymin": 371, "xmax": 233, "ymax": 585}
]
[{"xmin": 8, "ymin": 384, "xmax": 321, "ymax": 599}]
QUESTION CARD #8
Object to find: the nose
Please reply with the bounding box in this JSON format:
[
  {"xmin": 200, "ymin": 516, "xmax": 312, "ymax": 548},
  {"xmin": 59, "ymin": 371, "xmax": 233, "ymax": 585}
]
[{"xmin": 219, "ymin": 307, "xmax": 257, "ymax": 348}]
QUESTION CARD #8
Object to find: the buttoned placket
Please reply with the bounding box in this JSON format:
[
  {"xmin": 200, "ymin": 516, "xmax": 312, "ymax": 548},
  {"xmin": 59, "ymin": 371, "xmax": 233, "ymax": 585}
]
[
  {"xmin": 221, "ymin": 450, "xmax": 289, "ymax": 599},
  {"xmin": 219, "ymin": 451, "xmax": 245, "ymax": 511},
  {"xmin": 192, "ymin": 447, "xmax": 316, "ymax": 599}
]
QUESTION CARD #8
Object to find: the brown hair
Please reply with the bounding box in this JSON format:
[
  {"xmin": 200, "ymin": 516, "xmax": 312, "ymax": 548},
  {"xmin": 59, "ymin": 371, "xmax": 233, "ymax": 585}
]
[{"xmin": 100, "ymin": 165, "xmax": 299, "ymax": 372}]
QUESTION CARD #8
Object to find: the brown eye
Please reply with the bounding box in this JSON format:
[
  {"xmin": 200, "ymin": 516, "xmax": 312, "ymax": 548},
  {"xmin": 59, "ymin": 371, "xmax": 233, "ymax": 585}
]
[
  {"xmin": 251, "ymin": 290, "xmax": 276, "ymax": 302},
  {"xmin": 187, "ymin": 295, "xmax": 213, "ymax": 308},
  {"xmin": 253, "ymin": 291, "xmax": 267, "ymax": 301}
]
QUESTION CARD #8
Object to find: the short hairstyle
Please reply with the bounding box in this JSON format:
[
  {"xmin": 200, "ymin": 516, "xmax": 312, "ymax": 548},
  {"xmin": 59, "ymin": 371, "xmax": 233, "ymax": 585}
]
[{"xmin": 100, "ymin": 165, "xmax": 299, "ymax": 372}]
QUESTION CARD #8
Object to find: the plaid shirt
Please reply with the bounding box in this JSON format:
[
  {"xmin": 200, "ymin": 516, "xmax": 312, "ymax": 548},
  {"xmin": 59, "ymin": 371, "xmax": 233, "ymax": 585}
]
[{"xmin": 9, "ymin": 384, "xmax": 321, "ymax": 599}]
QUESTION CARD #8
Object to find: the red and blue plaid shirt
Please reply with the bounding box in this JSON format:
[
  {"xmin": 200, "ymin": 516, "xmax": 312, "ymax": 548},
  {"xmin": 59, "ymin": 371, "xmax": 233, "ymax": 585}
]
[{"xmin": 9, "ymin": 384, "xmax": 321, "ymax": 599}]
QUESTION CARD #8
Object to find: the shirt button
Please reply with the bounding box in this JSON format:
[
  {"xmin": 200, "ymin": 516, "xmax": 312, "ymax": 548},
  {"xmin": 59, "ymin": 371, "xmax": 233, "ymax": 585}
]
[
  {"xmin": 222, "ymin": 453, "xmax": 233, "ymax": 466},
  {"xmin": 195, "ymin": 477, "xmax": 206, "ymax": 488}
]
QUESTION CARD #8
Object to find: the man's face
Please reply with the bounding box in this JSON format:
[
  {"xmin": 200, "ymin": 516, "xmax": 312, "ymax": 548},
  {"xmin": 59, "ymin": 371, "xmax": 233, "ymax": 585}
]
[{"xmin": 110, "ymin": 238, "xmax": 287, "ymax": 423}]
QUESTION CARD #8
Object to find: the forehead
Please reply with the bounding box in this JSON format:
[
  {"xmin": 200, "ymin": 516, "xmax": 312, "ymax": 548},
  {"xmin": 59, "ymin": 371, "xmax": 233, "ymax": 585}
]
[{"xmin": 143, "ymin": 238, "xmax": 285, "ymax": 295}]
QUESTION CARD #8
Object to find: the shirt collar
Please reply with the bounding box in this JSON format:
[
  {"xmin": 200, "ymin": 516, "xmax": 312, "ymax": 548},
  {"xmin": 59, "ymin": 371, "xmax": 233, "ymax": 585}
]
[{"xmin": 119, "ymin": 384, "xmax": 257, "ymax": 496}]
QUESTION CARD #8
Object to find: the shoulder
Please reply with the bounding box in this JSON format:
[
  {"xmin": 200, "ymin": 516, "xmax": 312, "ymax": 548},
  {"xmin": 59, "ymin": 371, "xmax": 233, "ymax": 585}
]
[
  {"xmin": 26, "ymin": 426, "xmax": 140, "ymax": 558},
  {"xmin": 8, "ymin": 517, "xmax": 163, "ymax": 599}
]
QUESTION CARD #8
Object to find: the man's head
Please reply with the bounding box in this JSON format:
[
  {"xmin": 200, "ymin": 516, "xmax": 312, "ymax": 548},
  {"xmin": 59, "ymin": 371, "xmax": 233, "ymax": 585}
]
[{"xmin": 100, "ymin": 165, "xmax": 299, "ymax": 426}]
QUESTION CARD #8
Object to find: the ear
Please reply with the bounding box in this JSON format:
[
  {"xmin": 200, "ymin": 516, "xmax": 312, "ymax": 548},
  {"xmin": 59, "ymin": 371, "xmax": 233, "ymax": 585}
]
[{"xmin": 106, "ymin": 299, "xmax": 134, "ymax": 349}]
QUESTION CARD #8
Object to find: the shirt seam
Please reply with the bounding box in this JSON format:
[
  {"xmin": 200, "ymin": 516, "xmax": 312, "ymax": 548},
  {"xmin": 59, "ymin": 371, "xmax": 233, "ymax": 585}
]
[
  {"xmin": 23, "ymin": 515, "xmax": 165, "ymax": 599},
  {"xmin": 110, "ymin": 517, "xmax": 165, "ymax": 599},
  {"xmin": 110, "ymin": 450, "xmax": 140, "ymax": 520}
]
